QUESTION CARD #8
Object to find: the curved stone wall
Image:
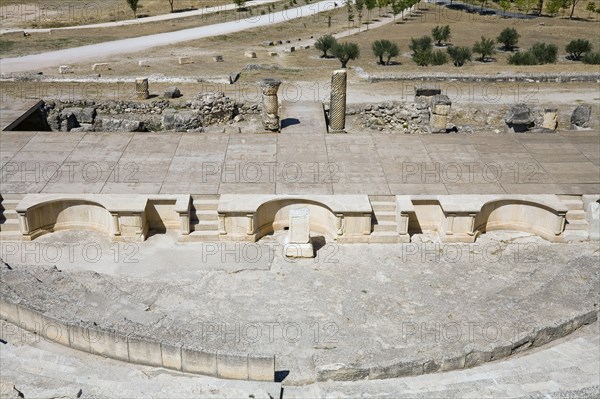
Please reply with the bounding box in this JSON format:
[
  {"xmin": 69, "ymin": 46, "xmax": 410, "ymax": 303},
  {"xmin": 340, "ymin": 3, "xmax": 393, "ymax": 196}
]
[
  {"xmin": 0, "ymin": 298, "xmax": 275, "ymax": 382},
  {"xmin": 475, "ymin": 199, "xmax": 565, "ymax": 241}
]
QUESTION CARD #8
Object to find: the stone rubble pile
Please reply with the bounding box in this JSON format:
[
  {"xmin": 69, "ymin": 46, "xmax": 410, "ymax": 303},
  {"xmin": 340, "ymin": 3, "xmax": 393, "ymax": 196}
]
[
  {"xmin": 349, "ymin": 102, "xmax": 430, "ymax": 134},
  {"xmin": 40, "ymin": 92, "xmax": 261, "ymax": 133}
]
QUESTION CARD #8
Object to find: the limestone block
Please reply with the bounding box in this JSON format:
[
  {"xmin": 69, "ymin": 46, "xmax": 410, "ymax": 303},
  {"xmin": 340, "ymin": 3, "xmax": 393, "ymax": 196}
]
[
  {"xmin": 289, "ymin": 208, "xmax": 310, "ymax": 243},
  {"xmin": 128, "ymin": 336, "xmax": 162, "ymax": 367},
  {"xmin": 161, "ymin": 342, "xmax": 182, "ymax": 371},
  {"xmin": 163, "ymin": 86, "xmax": 181, "ymax": 99},
  {"xmin": 587, "ymin": 202, "xmax": 600, "ymax": 240},
  {"xmin": 441, "ymin": 355, "xmax": 465, "ymax": 371},
  {"xmin": 430, "ymin": 113, "xmax": 448, "ymax": 133},
  {"xmin": 69, "ymin": 324, "xmax": 91, "ymax": 352},
  {"xmin": 0, "ymin": 299, "xmax": 19, "ymax": 324},
  {"xmin": 244, "ymin": 51, "xmax": 257, "ymax": 58},
  {"xmin": 248, "ymin": 355, "xmax": 275, "ymax": 381},
  {"xmin": 284, "ymin": 242, "xmax": 314, "ymax": 258},
  {"xmin": 542, "ymin": 108, "xmax": 558, "ymax": 130},
  {"xmin": 368, "ymin": 361, "xmax": 413, "ymax": 379},
  {"xmin": 217, "ymin": 352, "xmax": 249, "ymax": 380},
  {"xmin": 571, "ymin": 104, "xmax": 591, "ymax": 128},
  {"xmin": 138, "ymin": 60, "xmax": 150, "ymax": 67},
  {"xmin": 88, "ymin": 327, "xmax": 130, "ymax": 362},
  {"xmin": 213, "ymin": 55, "xmax": 224, "ymax": 62},
  {"xmin": 58, "ymin": 65, "xmax": 70, "ymax": 74},
  {"xmin": 284, "ymin": 47, "xmax": 295, "ymax": 53},
  {"xmin": 431, "ymin": 94, "xmax": 451, "ymax": 116},
  {"xmin": 182, "ymin": 348, "xmax": 217, "ymax": 375},
  {"xmin": 41, "ymin": 315, "xmax": 70, "ymax": 347},
  {"xmin": 505, "ymin": 103, "xmax": 534, "ymax": 133},
  {"xmin": 92, "ymin": 63, "xmax": 110, "ymax": 72},
  {"xmin": 16, "ymin": 304, "xmax": 43, "ymax": 333},
  {"xmin": 178, "ymin": 57, "xmax": 193, "ymax": 65},
  {"xmin": 267, "ymin": 52, "xmax": 278, "ymax": 57}
]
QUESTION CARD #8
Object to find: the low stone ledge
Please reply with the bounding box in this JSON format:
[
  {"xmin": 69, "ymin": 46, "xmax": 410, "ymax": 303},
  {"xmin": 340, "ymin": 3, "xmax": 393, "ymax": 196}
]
[
  {"xmin": 88, "ymin": 327, "xmax": 130, "ymax": 362},
  {"xmin": 368, "ymin": 73, "xmax": 600, "ymax": 84},
  {"xmin": 161, "ymin": 341, "xmax": 183, "ymax": 371},
  {"xmin": 217, "ymin": 351, "xmax": 249, "ymax": 380},
  {"xmin": 248, "ymin": 354, "xmax": 276, "ymax": 382},
  {"xmin": 181, "ymin": 347, "xmax": 217, "ymax": 376},
  {"xmin": 315, "ymin": 309, "xmax": 599, "ymax": 382},
  {"xmin": 128, "ymin": 335, "xmax": 163, "ymax": 367}
]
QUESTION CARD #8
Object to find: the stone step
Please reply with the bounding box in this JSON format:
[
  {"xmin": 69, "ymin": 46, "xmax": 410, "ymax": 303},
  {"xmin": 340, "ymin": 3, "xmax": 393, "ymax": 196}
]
[
  {"xmin": 192, "ymin": 199, "xmax": 220, "ymax": 211},
  {"xmin": 370, "ymin": 201, "xmax": 396, "ymax": 212},
  {"xmin": 370, "ymin": 231, "xmax": 402, "ymax": 243},
  {"xmin": 0, "ymin": 194, "xmax": 25, "ymax": 201},
  {"xmin": 191, "ymin": 194, "xmax": 220, "ymax": 200},
  {"xmin": 193, "ymin": 220, "xmax": 219, "ymax": 231},
  {"xmin": 557, "ymin": 194, "xmax": 581, "ymax": 201},
  {"xmin": 0, "ymin": 218, "xmax": 20, "ymax": 232},
  {"xmin": 566, "ymin": 210, "xmax": 586, "ymax": 221},
  {"xmin": 561, "ymin": 199, "xmax": 584, "ymax": 211},
  {"xmin": 373, "ymin": 211, "xmax": 396, "ymax": 222},
  {"xmin": 562, "ymin": 230, "xmax": 589, "ymax": 242},
  {"xmin": 194, "ymin": 209, "xmax": 219, "ymax": 220},
  {"xmin": 565, "ymin": 220, "xmax": 589, "ymax": 231},
  {"xmin": 186, "ymin": 230, "xmax": 220, "ymax": 241},
  {"xmin": 0, "ymin": 199, "xmax": 21, "ymax": 209},
  {"xmin": 2, "ymin": 210, "xmax": 19, "ymax": 220},
  {"xmin": 373, "ymin": 221, "xmax": 397, "ymax": 232},
  {"xmin": 369, "ymin": 195, "xmax": 396, "ymax": 202},
  {"xmin": 0, "ymin": 231, "xmax": 21, "ymax": 239}
]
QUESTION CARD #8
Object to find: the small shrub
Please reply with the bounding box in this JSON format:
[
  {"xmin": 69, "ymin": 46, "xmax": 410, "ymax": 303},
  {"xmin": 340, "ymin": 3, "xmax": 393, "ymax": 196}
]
[
  {"xmin": 582, "ymin": 52, "xmax": 600, "ymax": 64},
  {"xmin": 372, "ymin": 39, "xmax": 400, "ymax": 65},
  {"xmin": 565, "ymin": 39, "xmax": 593, "ymax": 61},
  {"xmin": 447, "ymin": 46, "xmax": 472, "ymax": 66},
  {"xmin": 497, "ymin": 27, "xmax": 520, "ymax": 51},
  {"xmin": 432, "ymin": 25, "xmax": 451, "ymax": 46},
  {"xmin": 507, "ymin": 51, "xmax": 539, "ymax": 65},
  {"xmin": 410, "ymin": 35, "xmax": 433, "ymax": 66},
  {"xmin": 472, "ymin": 36, "xmax": 496, "ymax": 61},
  {"xmin": 431, "ymin": 50, "xmax": 448, "ymax": 65},
  {"xmin": 530, "ymin": 42, "xmax": 557, "ymax": 64}
]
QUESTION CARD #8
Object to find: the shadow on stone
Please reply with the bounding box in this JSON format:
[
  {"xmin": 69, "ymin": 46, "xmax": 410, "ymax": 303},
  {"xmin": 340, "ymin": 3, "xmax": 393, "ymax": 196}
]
[
  {"xmin": 274, "ymin": 370, "xmax": 290, "ymax": 382},
  {"xmin": 311, "ymin": 236, "xmax": 326, "ymax": 253},
  {"xmin": 281, "ymin": 117, "xmax": 300, "ymax": 129}
]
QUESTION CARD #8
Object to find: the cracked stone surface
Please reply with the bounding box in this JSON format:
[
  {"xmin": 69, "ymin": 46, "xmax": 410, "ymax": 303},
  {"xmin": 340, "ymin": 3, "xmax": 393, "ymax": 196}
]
[{"xmin": 1, "ymin": 230, "xmax": 599, "ymax": 384}]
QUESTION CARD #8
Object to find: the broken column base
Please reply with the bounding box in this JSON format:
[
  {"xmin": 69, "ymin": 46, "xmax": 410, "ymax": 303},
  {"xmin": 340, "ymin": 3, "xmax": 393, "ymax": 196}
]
[{"xmin": 283, "ymin": 239, "xmax": 314, "ymax": 258}]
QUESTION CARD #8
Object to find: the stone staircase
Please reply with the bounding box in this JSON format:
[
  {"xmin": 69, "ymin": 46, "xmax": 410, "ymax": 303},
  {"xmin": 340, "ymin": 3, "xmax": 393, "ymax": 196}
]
[
  {"xmin": 559, "ymin": 194, "xmax": 589, "ymax": 241},
  {"xmin": 188, "ymin": 194, "xmax": 220, "ymax": 241},
  {"xmin": 369, "ymin": 195, "xmax": 402, "ymax": 243},
  {"xmin": 0, "ymin": 194, "xmax": 23, "ymax": 239}
]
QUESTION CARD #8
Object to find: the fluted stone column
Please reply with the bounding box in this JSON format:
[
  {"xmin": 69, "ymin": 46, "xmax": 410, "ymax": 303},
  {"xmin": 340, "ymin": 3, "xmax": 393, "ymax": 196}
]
[
  {"xmin": 136, "ymin": 77, "xmax": 149, "ymax": 100},
  {"xmin": 260, "ymin": 78, "xmax": 281, "ymax": 131},
  {"xmin": 329, "ymin": 69, "xmax": 347, "ymax": 133}
]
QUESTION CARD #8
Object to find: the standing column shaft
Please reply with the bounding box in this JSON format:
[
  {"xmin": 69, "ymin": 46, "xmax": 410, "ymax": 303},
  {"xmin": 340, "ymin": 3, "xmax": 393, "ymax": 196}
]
[
  {"xmin": 260, "ymin": 79, "xmax": 281, "ymax": 131},
  {"xmin": 329, "ymin": 69, "xmax": 347, "ymax": 133},
  {"xmin": 136, "ymin": 78, "xmax": 149, "ymax": 100}
]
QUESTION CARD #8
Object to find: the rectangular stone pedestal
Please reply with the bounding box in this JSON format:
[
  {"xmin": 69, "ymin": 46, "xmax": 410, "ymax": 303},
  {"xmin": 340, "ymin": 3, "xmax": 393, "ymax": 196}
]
[{"xmin": 283, "ymin": 240, "xmax": 314, "ymax": 258}]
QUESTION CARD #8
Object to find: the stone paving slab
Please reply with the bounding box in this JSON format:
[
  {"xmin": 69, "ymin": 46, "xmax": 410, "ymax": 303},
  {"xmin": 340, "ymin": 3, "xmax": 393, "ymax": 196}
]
[{"xmin": 0, "ymin": 130, "xmax": 598, "ymax": 195}]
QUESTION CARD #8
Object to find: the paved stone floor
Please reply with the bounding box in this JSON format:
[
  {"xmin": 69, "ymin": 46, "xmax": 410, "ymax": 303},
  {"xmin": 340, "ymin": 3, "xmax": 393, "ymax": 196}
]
[
  {"xmin": 0, "ymin": 319, "xmax": 598, "ymax": 398},
  {"xmin": 1, "ymin": 130, "xmax": 599, "ymax": 195}
]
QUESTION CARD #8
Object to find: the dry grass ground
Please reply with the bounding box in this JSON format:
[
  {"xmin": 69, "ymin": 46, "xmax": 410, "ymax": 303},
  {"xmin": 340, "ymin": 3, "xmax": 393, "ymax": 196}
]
[
  {"xmin": 0, "ymin": 1, "xmax": 290, "ymax": 57},
  {"xmin": 0, "ymin": 0, "xmax": 238, "ymax": 27},
  {"xmin": 2, "ymin": 2, "xmax": 598, "ymax": 79}
]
